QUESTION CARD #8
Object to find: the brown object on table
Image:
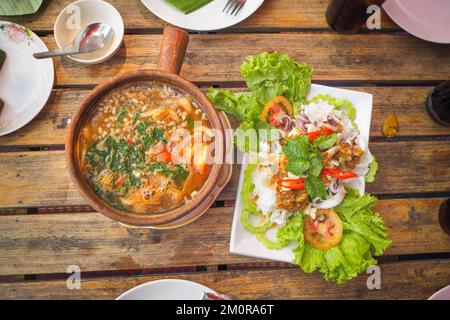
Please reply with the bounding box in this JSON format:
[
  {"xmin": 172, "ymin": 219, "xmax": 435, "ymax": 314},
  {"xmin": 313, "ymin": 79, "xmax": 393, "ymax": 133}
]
[
  {"xmin": 326, "ymin": 0, "xmax": 385, "ymax": 34},
  {"xmin": 0, "ymin": 49, "xmax": 5, "ymax": 71},
  {"xmin": 382, "ymin": 113, "xmax": 399, "ymax": 138},
  {"xmin": 426, "ymin": 81, "xmax": 450, "ymax": 126},
  {"xmin": 0, "ymin": 50, "xmax": 5, "ymax": 116},
  {"xmin": 439, "ymin": 199, "xmax": 450, "ymax": 235},
  {"xmin": 65, "ymin": 26, "xmax": 231, "ymax": 227},
  {"xmin": 157, "ymin": 26, "xmax": 189, "ymax": 75}
]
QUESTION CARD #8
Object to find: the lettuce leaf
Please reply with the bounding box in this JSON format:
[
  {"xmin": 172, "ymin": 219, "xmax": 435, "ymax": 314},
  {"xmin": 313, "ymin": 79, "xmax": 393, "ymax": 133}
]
[
  {"xmin": 319, "ymin": 232, "xmax": 376, "ymax": 283},
  {"xmin": 277, "ymin": 215, "xmax": 304, "ymax": 242},
  {"xmin": 257, "ymin": 214, "xmax": 305, "ymax": 250},
  {"xmin": 292, "ymin": 188, "xmax": 391, "ymax": 283},
  {"xmin": 240, "ymin": 52, "xmax": 313, "ymax": 111},
  {"xmin": 207, "ymin": 88, "xmax": 275, "ymax": 152},
  {"xmin": 207, "ymin": 53, "xmax": 313, "ymax": 151},
  {"xmin": 365, "ymin": 155, "xmax": 378, "ymax": 183},
  {"xmin": 240, "ymin": 165, "xmax": 391, "ymax": 284},
  {"xmin": 206, "ymin": 89, "xmax": 259, "ymax": 123},
  {"xmin": 336, "ymin": 188, "xmax": 391, "ymax": 256}
]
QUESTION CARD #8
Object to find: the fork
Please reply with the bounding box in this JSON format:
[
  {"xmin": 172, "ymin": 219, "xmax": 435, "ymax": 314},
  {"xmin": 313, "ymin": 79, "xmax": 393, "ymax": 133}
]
[{"xmin": 223, "ymin": 0, "xmax": 246, "ymax": 16}]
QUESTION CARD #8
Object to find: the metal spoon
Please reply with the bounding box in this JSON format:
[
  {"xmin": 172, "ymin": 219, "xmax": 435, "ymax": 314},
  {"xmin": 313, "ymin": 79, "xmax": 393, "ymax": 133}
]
[{"xmin": 33, "ymin": 23, "xmax": 114, "ymax": 59}]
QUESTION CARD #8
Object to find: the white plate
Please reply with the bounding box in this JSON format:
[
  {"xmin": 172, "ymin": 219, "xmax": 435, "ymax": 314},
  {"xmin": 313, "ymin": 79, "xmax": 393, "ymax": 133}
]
[
  {"xmin": 0, "ymin": 22, "xmax": 54, "ymax": 136},
  {"xmin": 230, "ymin": 84, "xmax": 373, "ymax": 263},
  {"xmin": 116, "ymin": 279, "xmax": 215, "ymax": 300},
  {"xmin": 429, "ymin": 285, "xmax": 450, "ymax": 300},
  {"xmin": 141, "ymin": 0, "xmax": 265, "ymax": 31},
  {"xmin": 383, "ymin": 0, "xmax": 450, "ymax": 44}
]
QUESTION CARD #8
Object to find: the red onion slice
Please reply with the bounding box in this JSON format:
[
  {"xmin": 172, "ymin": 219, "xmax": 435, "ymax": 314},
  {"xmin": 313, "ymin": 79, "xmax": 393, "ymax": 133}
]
[{"xmin": 312, "ymin": 183, "xmax": 346, "ymax": 208}]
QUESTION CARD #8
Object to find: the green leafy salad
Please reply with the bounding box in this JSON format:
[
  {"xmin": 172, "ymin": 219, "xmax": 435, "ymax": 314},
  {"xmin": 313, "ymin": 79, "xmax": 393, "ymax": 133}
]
[{"xmin": 207, "ymin": 52, "xmax": 391, "ymax": 283}]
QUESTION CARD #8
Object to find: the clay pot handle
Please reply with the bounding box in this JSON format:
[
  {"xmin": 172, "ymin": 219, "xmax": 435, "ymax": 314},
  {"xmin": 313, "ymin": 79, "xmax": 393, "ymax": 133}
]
[{"xmin": 157, "ymin": 26, "xmax": 190, "ymax": 75}]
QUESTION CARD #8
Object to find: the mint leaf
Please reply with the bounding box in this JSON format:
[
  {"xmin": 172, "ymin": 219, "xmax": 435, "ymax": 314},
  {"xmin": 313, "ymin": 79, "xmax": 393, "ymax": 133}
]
[
  {"xmin": 313, "ymin": 134, "xmax": 338, "ymax": 150},
  {"xmin": 282, "ymin": 134, "xmax": 330, "ymax": 198},
  {"xmin": 282, "ymin": 136, "xmax": 309, "ymax": 161},
  {"xmin": 309, "ymin": 152, "xmax": 324, "ymax": 176},
  {"xmin": 286, "ymin": 160, "xmax": 310, "ymax": 176},
  {"xmin": 306, "ymin": 175, "xmax": 327, "ymax": 199}
]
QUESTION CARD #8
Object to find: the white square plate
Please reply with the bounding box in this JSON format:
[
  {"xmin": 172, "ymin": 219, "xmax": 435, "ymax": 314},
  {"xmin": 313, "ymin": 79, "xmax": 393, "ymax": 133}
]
[{"xmin": 229, "ymin": 84, "xmax": 373, "ymax": 263}]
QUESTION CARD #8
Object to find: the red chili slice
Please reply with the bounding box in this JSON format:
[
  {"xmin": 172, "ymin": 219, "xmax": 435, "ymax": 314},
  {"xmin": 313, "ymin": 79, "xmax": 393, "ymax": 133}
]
[
  {"xmin": 322, "ymin": 168, "xmax": 358, "ymax": 179},
  {"xmin": 276, "ymin": 178, "xmax": 306, "ymax": 190},
  {"xmin": 303, "ymin": 128, "xmax": 334, "ymax": 142},
  {"xmin": 114, "ymin": 175, "xmax": 124, "ymax": 187}
]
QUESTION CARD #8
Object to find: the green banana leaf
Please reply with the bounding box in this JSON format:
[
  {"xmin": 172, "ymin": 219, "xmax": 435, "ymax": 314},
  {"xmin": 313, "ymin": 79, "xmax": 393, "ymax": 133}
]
[{"xmin": 0, "ymin": 0, "xmax": 43, "ymax": 16}]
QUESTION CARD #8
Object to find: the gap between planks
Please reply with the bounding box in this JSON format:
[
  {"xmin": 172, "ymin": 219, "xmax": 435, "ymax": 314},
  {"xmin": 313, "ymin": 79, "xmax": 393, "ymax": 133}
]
[
  {"xmin": 1, "ymin": 191, "xmax": 450, "ymax": 216},
  {"xmin": 2, "ymin": 84, "xmax": 450, "ymax": 150},
  {"xmin": 3, "ymin": 260, "xmax": 449, "ymax": 300},
  {"xmin": 51, "ymin": 80, "xmax": 445, "ymax": 91},
  {"xmin": 31, "ymin": 27, "xmax": 407, "ymax": 37},
  {"xmin": 3, "ymin": 134, "xmax": 450, "ymax": 152},
  {"xmin": 1, "ymin": 254, "xmax": 449, "ymax": 284}
]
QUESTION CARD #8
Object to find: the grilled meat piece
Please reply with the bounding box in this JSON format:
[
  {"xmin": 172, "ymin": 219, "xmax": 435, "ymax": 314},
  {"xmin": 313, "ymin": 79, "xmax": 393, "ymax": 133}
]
[{"xmin": 276, "ymin": 188, "xmax": 308, "ymax": 212}]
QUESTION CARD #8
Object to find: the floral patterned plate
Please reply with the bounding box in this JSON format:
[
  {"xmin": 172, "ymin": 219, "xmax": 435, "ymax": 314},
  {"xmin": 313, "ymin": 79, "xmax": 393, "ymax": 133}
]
[{"xmin": 0, "ymin": 21, "xmax": 54, "ymax": 136}]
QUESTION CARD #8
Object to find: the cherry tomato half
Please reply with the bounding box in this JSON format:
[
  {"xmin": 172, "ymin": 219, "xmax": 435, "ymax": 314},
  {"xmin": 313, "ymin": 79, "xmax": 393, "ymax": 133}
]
[
  {"xmin": 261, "ymin": 96, "xmax": 293, "ymax": 129},
  {"xmin": 304, "ymin": 208, "xmax": 343, "ymax": 250},
  {"xmin": 155, "ymin": 150, "xmax": 172, "ymax": 163}
]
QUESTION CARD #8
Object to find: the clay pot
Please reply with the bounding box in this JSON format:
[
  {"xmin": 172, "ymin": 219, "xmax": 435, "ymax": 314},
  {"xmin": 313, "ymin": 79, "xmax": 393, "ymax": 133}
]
[{"xmin": 66, "ymin": 27, "xmax": 232, "ymax": 227}]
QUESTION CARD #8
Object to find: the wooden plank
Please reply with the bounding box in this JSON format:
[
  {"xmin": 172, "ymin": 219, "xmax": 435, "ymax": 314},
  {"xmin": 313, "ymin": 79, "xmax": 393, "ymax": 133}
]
[
  {"xmin": 0, "ymin": 151, "xmax": 84, "ymax": 207},
  {"xmin": 1, "ymin": 140, "xmax": 449, "ymax": 208},
  {"xmin": 5, "ymin": 0, "xmax": 397, "ymax": 32},
  {"xmin": 0, "ymin": 89, "xmax": 84, "ymax": 147},
  {"xmin": 1, "ymin": 259, "xmax": 449, "ymax": 299},
  {"xmin": 38, "ymin": 33, "xmax": 450, "ymax": 86},
  {"xmin": 0, "ymin": 198, "xmax": 448, "ymax": 276},
  {"xmin": 1, "ymin": 86, "xmax": 449, "ymax": 147}
]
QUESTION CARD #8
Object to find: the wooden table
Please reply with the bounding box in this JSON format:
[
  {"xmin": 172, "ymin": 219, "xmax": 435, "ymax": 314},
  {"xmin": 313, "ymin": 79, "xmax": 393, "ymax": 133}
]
[{"xmin": 1, "ymin": 0, "xmax": 449, "ymax": 300}]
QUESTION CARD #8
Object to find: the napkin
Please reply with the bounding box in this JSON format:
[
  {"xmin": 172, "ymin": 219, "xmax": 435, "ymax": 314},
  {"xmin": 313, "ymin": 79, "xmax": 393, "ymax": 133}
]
[{"xmin": 0, "ymin": 0, "xmax": 43, "ymax": 16}]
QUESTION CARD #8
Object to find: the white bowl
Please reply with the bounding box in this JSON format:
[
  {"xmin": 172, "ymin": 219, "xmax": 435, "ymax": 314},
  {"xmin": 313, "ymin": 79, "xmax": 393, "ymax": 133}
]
[{"xmin": 54, "ymin": 0, "xmax": 124, "ymax": 64}]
